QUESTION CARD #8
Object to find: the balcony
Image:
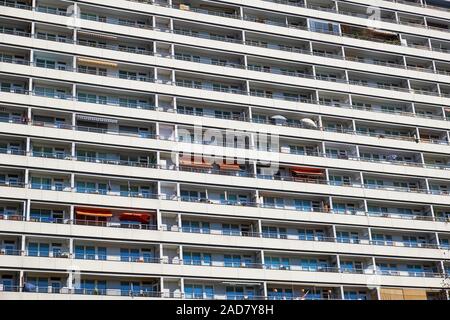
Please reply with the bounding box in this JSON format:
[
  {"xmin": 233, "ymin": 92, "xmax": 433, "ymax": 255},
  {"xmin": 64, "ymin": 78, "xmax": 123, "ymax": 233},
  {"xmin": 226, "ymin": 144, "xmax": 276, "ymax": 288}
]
[
  {"xmin": 1, "ymin": 144, "xmax": 449, "ymax": 211},
  {"xmin": 5, "ymin": 0, "xmax": 450, "ymax": 67},
  {"xmin": 3, "ymin": 54, "xmax": 450, "ymax": 136}
]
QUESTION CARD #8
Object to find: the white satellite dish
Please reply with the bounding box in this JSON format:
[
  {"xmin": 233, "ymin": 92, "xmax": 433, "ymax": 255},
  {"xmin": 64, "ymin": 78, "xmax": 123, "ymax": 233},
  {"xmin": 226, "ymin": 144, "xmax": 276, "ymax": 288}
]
[
  {"xmin": 301, "ymin": 118, "xmax": 317, "ymax": 128},
  {"xmin": 271, "ymin": 115, "xmax": 287, "ymax": 121}
]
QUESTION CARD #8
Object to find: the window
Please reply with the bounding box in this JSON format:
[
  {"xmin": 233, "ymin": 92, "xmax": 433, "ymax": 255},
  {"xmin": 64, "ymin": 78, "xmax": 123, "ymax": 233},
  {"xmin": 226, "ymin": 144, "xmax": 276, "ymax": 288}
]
[
  {"xmin": 185, "ymin": 284, "xmax": 214, "ymax": 299},
  {"xmin": 268, "ymin": 288, "xmax": 293, "ymax": 300},
  {"xmin": 340, "ymin": 261, "xmax": 363, "ymax": 273},
  {"xmin": 407, "ymin": 264, "xmax": 425, "ymax": 276},
  {"xmin": 393, "ymin": 182, "xmax": 417, "ymax": 191},
  {"xmin": 36, "ymin": 31, "xmax": 67, "ymax": 42},
  {"xmin": 344, "ymin": 291, "xmax": 368, "ymax": 300},
  {"xmin": 253, "ymin": 114, "xmax": 268, "ymax": 124},
  {"xmin": 265, "ymin": 197, "xmax": 284, "ymax": 209},
  {"xmin": 52, "ymin": 244, "xmax": 62, "ymax": 258},
  {"xmin": 30, "ymin": 208, "xmax": 51, "ymax": 222},
  {"xmin": 333, "ymin": 203, "xmax": 356, "ymax": 215},
  {"xmin": 77, "ymin": 279, "xmax": 106, "ymax": 295},
  {"xmin": 177, "ymin": 105, "xmax": 203, "ymax": 116},
  {"xmin": 320, "ymin": 97, "xmax": 341, "ymax": 106},
  {"xmin": 183, "ymin": 252, "xmax": 211, "ymax": 266},
  {"xmin": 75, "ymin": 245, "xmax": 100, "ymax": 260},
  {"xmin": 298, "ymin": 229, "xmax": 324, "ymax": 241},
  {"xmin": 54, "ymin": 179, "xmax": 64, "ymax": 191},
  {"xmin": 330, "ymin": 175, "xmax": 351, "ymax": 186},
  {"xmin": 182, "ymin": 220, "xmax": 200, "ymax": 233},
  {"xmin": 294, "ymin": 200, "xmax": 312, "ymax": 212},
  {"xmin": 226, "ymin": 286, "xmax": 245, "ymax": 300},
  {"xmin": 402, "ymin": 236, "xmax": 426, "ymax": 247},
  {"xmin": 282, "ymin": 92, "xmax": 299, "ymax": 101},
  {"xmin": 250, "ymin": 88, "xmax": 272, "ymax": 98},
  {"xmin": 381, "ymin": 105, "xmax": 404, "ymax": 114},
  {"xmin": 31, "ymin": 177, "xmax": 51, "ymax": 190},
  {"xmin": 378, "ymin": 263, "xmax": 398, "ymax": 275},
  {"xmin": 300, "ymin": 259, "xmax": 318, "ymax": 271},
  {"xmin": 26, "ymin": 277, "xmax": 48, "ymax": 293},
  {"xmin": 441, "ymin": 239, "xmax": 450, "ymax": 249},
  {"xmin": 35, "ymin": 87, "xmax": 67, "ymax": 99},
  {"xmin": 372, "ymin": 234, "xmax": 393, "ymax": 246},
  {"xmin": 212, "ymin": 58, "xmax": 228, "ymax": 66},
  {"xmin": 224, "ymin": 254, "xmax": 241, "ymax": 267},
  {"xmin": 222, "ymin": 224, "xmax": 240, "ymax": 236},
  {"xmin": 316, "ymin": 73, "xmax": 338, "ymax": 82},
  {"xmin": 360, "ymin": 152, "xmax": 381, "ymax": 162},
  {"xmin": 120, "ymin": 248, "xmax": 140, "ymax": 262},
  {"xmin": 141, "ymin": 249, "xmax": 153, "ymax": 263},
  {"xmin": 214, "ymin": 110, "xmax": 240, "ymax": 120},
  {"xmin": 36, "ymin": 58, "xmax": 55, "ymax": 69},
  {"xmin": 180, "ymin": 190, "xmax": 206, "ymax": 202},
  {"xmin": 265, "ymin": 256, "xmax": 290, "ymax": 270},
  {"xmin": 178, "ymin": 79, "xmax": 202, "ymax": 89},
  {"xmin": 175, "ymin": 53, "xmax": 201, "ymax": 62},
  {"xmin": 185, "ymin": 284, "xmax": 203, "ymax": 299},
  {"xmin": 310, "ymin": 20, "xmax": 340, "ymax": 34},
  {"xmin": 1, "ymin": 275, "xmax": 14, "ymax": 292},
  {"xmin": 76, "ymin": 181, "xmax": 97, "ymax": 194},
  {"xmin": 2, "ymin": 240, "xmax": 16, "ymax": 255},
  {"xmin": 28, "ymin": 243, "xmax": 49, "ymax": 257},
  {"xmin": 364, "ymin": 179, "xmax": 384, "ymax": 188},
  {"xmin": 119, "ymin": 70, "xmax": 139, "ymax": 80},
  {"xmin": 336, "ymin": 231, "xmax": 360, "ymax": 244},
  {"xmin": 262, "ymin": 226, "xmax": 278, "ymax": 238}
]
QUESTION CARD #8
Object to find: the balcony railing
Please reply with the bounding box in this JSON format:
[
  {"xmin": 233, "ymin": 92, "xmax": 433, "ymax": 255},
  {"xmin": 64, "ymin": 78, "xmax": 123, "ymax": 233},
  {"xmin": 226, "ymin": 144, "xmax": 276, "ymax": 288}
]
[
  {"xmin": 2, "ymin": 284, "xmax": 343, "ymax": 300},
  {"xmin": 3, "ymin": 0, "xmax": 450, "ymax": 68},
  {"xmin": 78, "ymin": 35, "xmax": 450, "ymax": 97},
  {"xmin": 1, "ymin": 82, "xmax": 449, "ymax": 152},
  {"xmin": 127, "ymin": 0, "xmax": 450, "ymax": 36},
  {"xmin": 5, "ymin": 285, "xmax": 179, "ymax": 298},
  {"xmin": 384, "ymin": 0, "xmax": 450, "ymax": 13},
  {"xmin": 0, "ymin": 117, "xmax": 450, "ymax": 185},
  {"xmin": 0, "ymin": 139, "xmax": 447, "ymax": 203},
  {"xmin": 0, "ymin": 210, "xmax": 446, "ymax": 250},
  {"xmin": 1, "ymin": 49, "xmax": 449, "ymax": 126},
  {"xmin": 6, "ymin": 133, "xmax": 448, "ymax": 178},
  {"xmin": 0, "ymin": 243, "xmax": 445, "ymax": 279},
  {"xmin": 3, "ymin": 27, "xmax": 450, "ymax": 121},
  {"xmin": 1, "ymin": 247, "xmax": 445, "ymax": 279}
]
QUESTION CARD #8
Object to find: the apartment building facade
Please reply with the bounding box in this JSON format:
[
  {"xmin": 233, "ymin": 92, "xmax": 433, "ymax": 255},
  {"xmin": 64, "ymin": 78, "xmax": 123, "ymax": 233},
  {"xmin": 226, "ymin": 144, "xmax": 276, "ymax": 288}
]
[{"xmin": 1, "ymin": 0, "xmax": 450, "ymax": 300}]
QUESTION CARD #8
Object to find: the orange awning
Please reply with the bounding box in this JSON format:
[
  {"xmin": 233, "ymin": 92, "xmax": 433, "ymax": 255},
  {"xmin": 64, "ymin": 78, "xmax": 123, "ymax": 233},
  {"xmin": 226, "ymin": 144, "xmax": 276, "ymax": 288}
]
[
  {"xmin": 119, "ymin": 212, "xmax": 152, "ymax": 223},
  {"xmin": 76, "ymin": 208, "xmax": 113, "ymax": 217},
  {"xmin": 180, "ymin": 159, "xmax": 213, "ymax": 168},
  {"xmin": 77, "ymin": 57, "xmax": 118, "ymax": 68},
  {"xmin": 291, "ymin": 167, "xmax": 324, "ymax": 176},
  {"xmin": 218, "ymin": 163, "xmax": 241, "ymax": 171}
]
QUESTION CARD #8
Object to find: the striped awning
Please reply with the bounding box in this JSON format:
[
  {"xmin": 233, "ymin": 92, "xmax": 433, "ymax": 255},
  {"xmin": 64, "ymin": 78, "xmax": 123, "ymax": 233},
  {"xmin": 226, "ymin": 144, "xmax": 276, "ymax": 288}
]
[
  {"xmin": 77, "ymin": 57, "xmax": 118, "ymax": 68},
  {"xmin": 76, "ymin": 114, "xmax": 118, "ymax": 124},
  {"xmin": 77, "ymin": 31, "xmax": 118, "ymax": 40}
]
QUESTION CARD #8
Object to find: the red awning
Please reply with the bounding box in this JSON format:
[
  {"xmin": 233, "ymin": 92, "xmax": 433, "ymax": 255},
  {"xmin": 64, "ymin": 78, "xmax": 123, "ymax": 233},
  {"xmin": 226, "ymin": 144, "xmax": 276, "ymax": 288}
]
[
  {"xmin": 180, "ymin": 159, "xmax": 213, "ymax": 168},
  {"xmin": 76, "ymin": 208, "xmax": 113, "ymax": 217},
  {"xmin": 291, "ymin": 167, "xmax": 324, "ymax": 176},
  {"xmin": 119, "ymin": 212, "xmax": 152, "ymax": 223},
  {"xmin": 218, "ymin": 163, "xmax": 241, "ymax": 171}
]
